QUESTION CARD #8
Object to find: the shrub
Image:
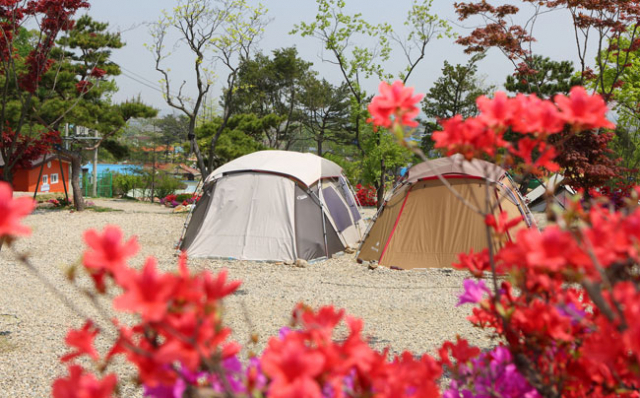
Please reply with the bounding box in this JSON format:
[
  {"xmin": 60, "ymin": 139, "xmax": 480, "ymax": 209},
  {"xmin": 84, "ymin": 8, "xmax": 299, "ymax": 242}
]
[
  {"xmin": 48, "ymin": 197, "xmax": 71, "ymax": 208},
  {"xmin": 175, "ymin": 193, "xmax": 193, "ymax": 202},
  {"xmin": 113, "ymin": 173, "xmax": 144, "ymax": 198},
  {"xmin": 159, "ymin": 193, "xmax": 200, "ymax": 207},
  {"xmin": 153, "ymin": 173, "xmax": 186, "ymax": 199}
]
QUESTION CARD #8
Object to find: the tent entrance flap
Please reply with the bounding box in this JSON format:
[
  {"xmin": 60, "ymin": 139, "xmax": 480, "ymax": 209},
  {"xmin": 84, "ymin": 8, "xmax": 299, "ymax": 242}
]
[
  {"xmin": 180, "ymin": 181, "xmax": 215, "ymax": 251},
  {"xmin": 186, "ymin": 173, "xmax": 296, "ymax": 261},
  {"xmin": 294, "ymin": 185, "xmax": 327, "ymax": 260}
]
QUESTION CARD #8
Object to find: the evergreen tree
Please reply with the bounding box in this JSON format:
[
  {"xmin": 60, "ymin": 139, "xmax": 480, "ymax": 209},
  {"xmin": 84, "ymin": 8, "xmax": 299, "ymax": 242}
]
[
  {"xmin": 299, "ymin": 78, "xmax": 352, "ymax": 156},
  {"xmin": 504, "ymin": 55, "xmax": 580, "ymax": 99},
  {"xmin": 38, "ymin": 16, "xmax": 157, "ymax": 210},
  {"xmin": 232, "ymin": 47, "xmax": 313, "ymax": 149},
  {"xmin": 421, "ymin": 53, "xmax": 492, "ymax": 154}
]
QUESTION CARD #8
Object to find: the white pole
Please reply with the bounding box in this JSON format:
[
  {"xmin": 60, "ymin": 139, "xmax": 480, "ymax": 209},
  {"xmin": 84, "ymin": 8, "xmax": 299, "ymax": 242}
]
[{"xmin": 92, "ymin": 129, "xmax": 98, "ymax": 197}]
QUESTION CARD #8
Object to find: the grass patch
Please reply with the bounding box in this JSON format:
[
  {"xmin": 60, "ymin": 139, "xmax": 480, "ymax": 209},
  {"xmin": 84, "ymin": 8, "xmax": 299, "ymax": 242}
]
[
  {"xmin": 87, "ymin": 206, "xmax": 123, "ymax": 213},
  {"xmin": 0, "ymin": 334, "xmax": 16, "ymax": 353}
]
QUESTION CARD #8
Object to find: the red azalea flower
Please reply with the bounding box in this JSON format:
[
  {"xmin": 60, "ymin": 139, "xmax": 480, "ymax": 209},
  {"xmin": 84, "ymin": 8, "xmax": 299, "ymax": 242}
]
[
  {"xmin": 452, "ymin": 248, "xmax": 491, "ymax": 277},
  {"xmin": 113, "ymin": 257, "xmax": 177, "ymax": 322},
  {"xmin": 554, "ymin": 86, "xmax": 615, "ymax": 130},
  {"xmin": 61, "ymin": 320, "xmax": 100, "ymax": 363},
  {"xmin": 261, "ymin": 334, "xmax": 325, "ymax": 398},
  {"xmin": 52, "ymin": 365, "xmax": 117, "ymax": 398},
  {"xmin": 511, "ymin": 93, "xmax": 564, "ymax": 135},
  {"xmin": 433, "ymin": 115, "xmax": 506, "ymax": 160},
  {"xmin": 82, "ymin": 225, "xmax": 139, "ymax": 285},
  {"xmin": 485, "ymin": 211, "xmax": 523, "ymax": 235},
  {"xmin": 477, "ymin": 91, "xmax": 517, "ymax": 129},
  {"xmin": 509, "ymin": 137, "xmax": 560, "ymax": 174},
  {"xmin": 0, "ymin": 181, "xmax": 35, "ymax": 238},
  {"xmin": 201, "ymin": 268, "xmax": 241, "ymax": 302},
  {"xmin": 439, "ymin": 337, "xmax": 481, "ymax": 368},
  {"xmin": 368, "ymin": 80, "xmax": 423, "ymax": 129}
]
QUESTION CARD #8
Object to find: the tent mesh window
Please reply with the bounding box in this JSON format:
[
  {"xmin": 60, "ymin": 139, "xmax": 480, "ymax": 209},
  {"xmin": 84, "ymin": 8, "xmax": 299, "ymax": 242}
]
[{"xmin": 322, "ymin": 185, "xmax": 353, "ymax": 232}]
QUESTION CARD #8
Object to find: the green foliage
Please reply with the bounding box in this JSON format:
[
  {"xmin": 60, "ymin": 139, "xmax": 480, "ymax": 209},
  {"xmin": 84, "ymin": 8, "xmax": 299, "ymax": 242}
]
[
  {"xmin": 153, "ymin": 114, "xmax": 190, "ymax": 144},
  {"xmin": 196, "ymin": 115, "xmax": 265, "ymax": 169},
  {"xmin": 113, "ymin": 173, "xmax": 145, "ymax": 198},
  {"xmin": 232, "ymin": 47, "xmax": 312, "ymax": 149},
  {"xmin": 153, "ymin": 173, "xmax": 186, "ymax": 199},
  {"xmin": 42, "ymin": 16, "xmax": 157, "ymax": 135},
  {"xmin": 323, "ymin": 152, "xmax": 361, "ymax": 184},
  {"xmin": 299, "ymin": 78, "xmax": 352, "ymax": 156},
  {"xmin": 175, "ymin": 193, "xmax": 194, "ymax": 202},
  {"xmin": 361, "ymin": 128, "xmax": 413, "ymax": 188},
  {"xmin": 292, "ymin": 0, "xmax": 393, "ymax": 83},
  {"xmin": 598, "ymin": 30, "xmax": 640, "ymax": 179},
  {"xmin": 396, "ymin": 0, "xmax": 455, "ymax": 82},
  {"xmin": 101, "ymin": 139, "xmax": 130, "ymax": 161},
  {"xmin": 150, "ymin": 0, "xmax": 269, "ymax": 175},
  {"xmin": 421, "ymin": 53, "xmax": 493, "ymax": 154},
  {"xmin": 505, "ymin": 55, "xmax": 580, "ymax": 99}
]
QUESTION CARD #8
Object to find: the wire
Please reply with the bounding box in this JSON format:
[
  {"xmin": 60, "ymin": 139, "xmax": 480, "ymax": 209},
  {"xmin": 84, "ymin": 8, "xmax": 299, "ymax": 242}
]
[
  {"xmin": 120, "ymin": 66, "xmax": 164, "ymax": 88},
  {"xmin": 119, "ymin": 68, "xmax": 184, "ymax": 100},
  {"xmin": 120, "ymin": 71, "xmax": 167, "ymax": 95}
]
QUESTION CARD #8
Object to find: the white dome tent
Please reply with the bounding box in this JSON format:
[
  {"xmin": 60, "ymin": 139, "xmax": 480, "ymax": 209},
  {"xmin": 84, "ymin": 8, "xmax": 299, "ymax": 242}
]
[{"xmin": 179, "ymin": 151, "xmax": 365, "ymax": 262}]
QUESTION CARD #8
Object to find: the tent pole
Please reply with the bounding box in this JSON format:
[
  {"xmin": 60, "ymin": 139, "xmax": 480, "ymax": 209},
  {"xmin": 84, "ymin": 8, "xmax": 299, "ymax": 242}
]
[
  {"xmin": 318, "ymin": 182, "xmax": 329, "ymax": 259},
  {"xmin": 33, "ymin": 159, "xmax": 46, "ymax": 201}
]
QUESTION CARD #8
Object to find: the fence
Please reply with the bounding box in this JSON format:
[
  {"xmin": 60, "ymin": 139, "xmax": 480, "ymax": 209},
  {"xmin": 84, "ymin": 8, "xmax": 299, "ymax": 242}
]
[{"xmin": 82, "ymin": 171, "xmax": 113, "ymax": 197}]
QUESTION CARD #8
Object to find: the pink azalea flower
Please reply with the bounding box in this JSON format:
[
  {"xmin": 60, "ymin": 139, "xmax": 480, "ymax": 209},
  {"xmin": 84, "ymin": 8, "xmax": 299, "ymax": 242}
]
[{"xmin": 457, "ymin": 279, "xmax": 490, "ymax": 306}]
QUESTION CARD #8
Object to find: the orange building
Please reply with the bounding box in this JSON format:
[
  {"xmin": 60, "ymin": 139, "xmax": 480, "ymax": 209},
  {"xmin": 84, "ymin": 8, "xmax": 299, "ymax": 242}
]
[{"xmin": 1, "ymin": 153, "xmax": 72, "ymax": 193}]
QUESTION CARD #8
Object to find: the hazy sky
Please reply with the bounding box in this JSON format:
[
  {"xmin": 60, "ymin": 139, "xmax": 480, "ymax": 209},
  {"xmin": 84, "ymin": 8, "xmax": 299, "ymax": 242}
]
[{"xmin": 85, "ymin": 1, "xmax": 589, "ymax": 114}]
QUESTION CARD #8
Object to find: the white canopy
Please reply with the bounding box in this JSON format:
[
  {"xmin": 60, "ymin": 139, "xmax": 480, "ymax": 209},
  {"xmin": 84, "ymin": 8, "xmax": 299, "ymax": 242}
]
[
  {"xmin": 204, "ymin": 150, "xmax": 343, "ymax": 187},
  {"xmin": 525, "ymin": 174, "xmax": 575, "ymax": 204}
]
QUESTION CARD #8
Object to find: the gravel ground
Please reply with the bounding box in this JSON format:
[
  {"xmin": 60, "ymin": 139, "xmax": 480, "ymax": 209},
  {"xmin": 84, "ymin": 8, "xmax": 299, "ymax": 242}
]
[{"xmin": 0, "ymin": 198, "xmax": 493, "ymax": 397}]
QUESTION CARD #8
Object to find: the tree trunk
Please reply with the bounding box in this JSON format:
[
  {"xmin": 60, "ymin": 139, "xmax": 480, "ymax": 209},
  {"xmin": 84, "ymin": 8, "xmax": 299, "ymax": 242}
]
[
  {"xmin": 1, "ymin": 166, "xmax": 14, "ymax": 186},
  {"xmin": 317, "ymin": 140, "xmax": 323, "ymax": 157},
  {"xmin": 377, "ymin": 158, "xmax": 386, "ymax": 209},
  {"xmin": 69, "ymin": 152, "xmax": 86, "ymax": 211}
]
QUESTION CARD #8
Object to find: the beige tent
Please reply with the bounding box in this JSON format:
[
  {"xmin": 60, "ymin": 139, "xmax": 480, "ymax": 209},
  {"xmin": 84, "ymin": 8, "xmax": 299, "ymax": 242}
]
[
  {"xmin": 179, "ymin": 151, "xmax": 365, "ymax": 262},
  {"xmin": 358, "ymin": 155, "xmax": 535, "ymax": 270}
]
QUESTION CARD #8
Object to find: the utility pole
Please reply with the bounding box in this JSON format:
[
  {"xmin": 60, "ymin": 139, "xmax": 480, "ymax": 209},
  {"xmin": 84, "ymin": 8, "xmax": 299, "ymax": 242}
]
[{"xmin": 150, "ymin": 148, "xmax": 156, "ymax": 203}]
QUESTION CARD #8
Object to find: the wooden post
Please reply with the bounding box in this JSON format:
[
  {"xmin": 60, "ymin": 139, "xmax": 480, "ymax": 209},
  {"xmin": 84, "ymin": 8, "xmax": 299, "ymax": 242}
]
[
  {"xmin": 57, "ymin": 151, "xmax": 69, "ymax": 203},
  {"xmin": 33, "ymin": 159, "xmax": 46, "ymax": 201}
]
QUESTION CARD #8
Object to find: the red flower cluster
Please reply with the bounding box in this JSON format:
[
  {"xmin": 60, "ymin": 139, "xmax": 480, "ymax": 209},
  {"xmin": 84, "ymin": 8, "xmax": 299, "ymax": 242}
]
[
  {"xmin": 432, "ymin": 87, "xmax": 614, "ymax": 175},
  {"xmin": 55, "ymin": 229, "xmax": 243, "ymax": 392},
  {"xmin": 0, "ymin": 181, "xmax": 35, "ymax": 240},
  {"xmin": 261, "ymin": 304, "xmax": 443, "ymax": 397},
  {"xmin": 49, "ymin": 224, "xmax": 463, "ymax": 397},
  {"xmin": 52, "ymin": 365, "xmax": 116, "ymax": 398},
  {"xmin": 354, "ymin": 184, "xmax": 377, "ymax": 207},
  {"xmin": 368, "ymin": 81, "xmax": 423, "ymax": 129},
  {"xmin": 452, "ymin": 202, "xmax": 640, "ymax": 397}
]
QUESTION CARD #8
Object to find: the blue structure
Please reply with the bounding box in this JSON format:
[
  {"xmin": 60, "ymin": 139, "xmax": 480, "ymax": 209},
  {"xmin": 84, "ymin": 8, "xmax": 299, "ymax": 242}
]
[{"xmin": 83, "ymin": 163, "xmax": 142, "ymax": 176}]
